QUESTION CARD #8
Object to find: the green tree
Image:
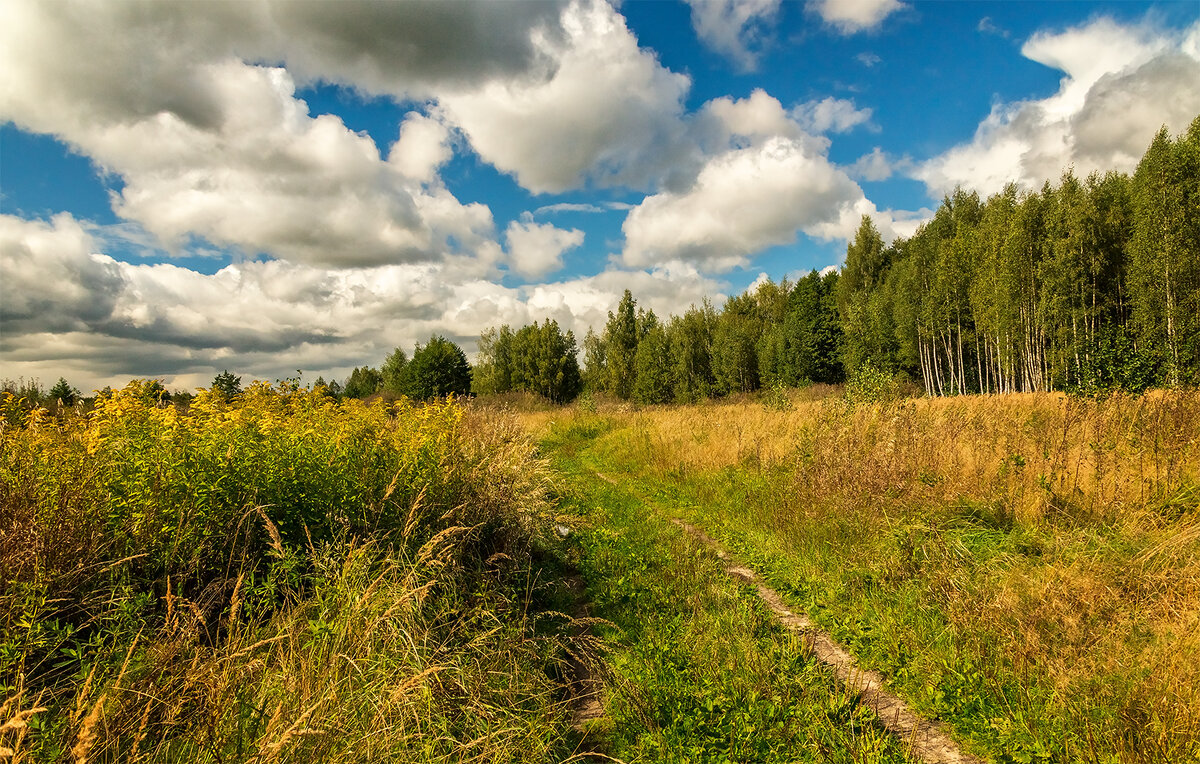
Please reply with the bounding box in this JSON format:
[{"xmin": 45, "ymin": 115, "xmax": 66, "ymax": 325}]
[
  {"xmin": 582, "ymin": 327, "xmax": 607, "ymax": 392},
  {"xmin": 667, "ymin": 301, "xmax": 717, "ymax": 403},
  {"xmin": 381, "ymin": 347, "xmax": 409, "ymax": 395},
  {"xmin": 1129, "ymin": 120, "xmax": 1200, "ymax": 385},
  {"xmin": 604, "ymin": 290, "xmax": 640, "ymax": 399},
  {"xmin": 511, "ymin": 320, "xmax": 583, "ymax": 403},
  {"xmin": 48, "ymin": 377, "xmax": 80, "ymax": 406},
  {"xmin": 343, "ymin": 366, "xmax": 382, "ymax": 399},
  {"xmin": 633, "ymin": 324, "xmax": 673, "ymax": 404},
  {"xmin": 773, "ymin": 270, "xmax": 844, "ymax": 385},
  {"xmin": 837, "ymin": 216, "xmax": 892, "ymax": 373},
  {"xmin": 211, "ymin": 370, "xmax": 242, "ymax": 400},
  {"xmin": 404, "ymin": 336, "xmax": 472, "ymax": 400},
  {"xmin": 473, "ymin": 326, "xmax": 514, "ymax": 396},
  {"xmin": 712, "ymin": 293, "xmax": 761, "ymax": 394}
]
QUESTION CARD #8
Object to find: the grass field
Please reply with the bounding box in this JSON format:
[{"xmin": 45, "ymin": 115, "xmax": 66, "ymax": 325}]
[
  {"xmin": 517, "ymin": 389, "xmax": 1200, "ymax": 763},
  {"xmin": 5, "ymin": 384, "xmax": 1197, "ymax": 762},
  {"xmin": 1, "ymin": 383, "xmax": 587, "ymax": 762}
]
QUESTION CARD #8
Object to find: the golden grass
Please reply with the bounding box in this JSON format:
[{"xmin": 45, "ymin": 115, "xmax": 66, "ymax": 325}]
[{"xmin": 520, "ymin": 388, "xmax": 1200, "ymax": 761}]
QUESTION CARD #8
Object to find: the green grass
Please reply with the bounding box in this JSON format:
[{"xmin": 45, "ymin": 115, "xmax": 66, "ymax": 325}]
[
  {"xmin": 538, "ymin": 399, "xmax": 1200, "ymax": 764},
  {"xmin": 0, "ymin": 387, "xmax": 592, "ymax": 762},
  {"xmin": 543, "ymin": 416, "xmax": 915, "ymax": 763}
]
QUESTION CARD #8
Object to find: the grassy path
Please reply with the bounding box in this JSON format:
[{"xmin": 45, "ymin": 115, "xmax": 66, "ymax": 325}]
[
  {"xmin": 591, "ymin": 469, "xmax": 983, "ymax": 764},
  {"xmin": 544, "ymin": 419, "xmax": 919, "ymax": 763},
  {"xmin": 528, "ymin": 393, "xmax": 1200, "ymax": 764}
]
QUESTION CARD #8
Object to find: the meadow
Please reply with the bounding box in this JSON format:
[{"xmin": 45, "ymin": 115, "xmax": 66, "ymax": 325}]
[
  {"xmin": 0, "ymin": 382, "xmax": 588, "ymax": 762},
  {"xmin": 4, "ymin": 382, "xmax": 1198, "ymax": 763},
  {"xmin": 518, "ymin": 388, "xmax": 1200, "ymax": 763}
]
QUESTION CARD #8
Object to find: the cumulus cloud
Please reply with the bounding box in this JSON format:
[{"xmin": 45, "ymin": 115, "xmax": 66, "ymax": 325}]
[
  {"xmin": 505, "ymin": 220, "xmax": 584, "ymax": 278},
  {"xmin": 856, "ymin": 51, "xmax": 882, "ymax": 67},
  {"xmin": 694, "ymin": 89, "xmax": 806, "ymax": 150},
  {"xmin": 258, "ymin": 0, "xmax": 568, "ymax": 96},
  {"xmin": 388, "ymin": 112, "xmax": 454, "ymax": 183},
  {"xmin": 0, "ymin": 213, "xmax": 726, "ymax": 391},
  {"xmin": 916, "ymin": 17, "xmax": 1200, "ymax": 197},
  {"xmin": 792, "ymin": 96, "xmax": 874, "ymax": 133},
  {"xmin": 622, "ymin": 89, "xmax": 921, "ymax": 271},
  {"xmin": 809, "ymin": 0, "xmax": 905, "ymax": 34},
  {"xmin": 0, "ymin": 214, "xmax": 125, "ymax": 335},
  {"xmin": 622, "ymin": 136, "xmax": 871, "ymax": 271},
  {"xmin": 0, "ymin": 2, "xmax": 510, "ymax": 269},
  {"xmin": 438, "ymin": 0, "xmax": 693, "ymax": 194},
  {"xmin": 684, "ymin": 0, "xmax": 781, "ymax": 71}
]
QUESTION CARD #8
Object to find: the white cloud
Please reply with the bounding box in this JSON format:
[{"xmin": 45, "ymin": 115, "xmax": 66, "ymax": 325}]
[
  {"xmin": 792, "ymin": 96, "xmax": 874, "ymax": 133},
  {"xmin": 684, "ymin": 0, "xmax": 781, "ymax": 71},
  {"xmin": 847, "ymin": 146, "xmax": 912, "ymax": 181},
  {"xmin": 695, "ymin": 89, "xmax": 806, "ymax": 150},
  {"xmin": 856, "ymin": 51, "xmax": 882, "ymax": 67},
  {"xmin": 0, "ymin": 214, "xmax": 125, "ymax": 335},
  {"xmin": 621, "ymin": 136, "xmax": 871, "ymax": 271},
  {"xmin": 438, "ymin": 0, "xmax": 693, "ymax": 194},
  {"xmin": 0, "ymin": 212, "xmax": 729, "ymax": 392},
  {"xmin": 977, "ymin": 17, "xmax": 1010, "ymax": 39},
  {"xmin": 388, "ymin": 112, "xmax": 453, "ymax": 183},
  {"xmin": 0, "ymin": 3, "xmax": 505, "ymax": 269},
  {"xmin": 622, "ymin": 89, "xmax": 923, "ymax": 271},
  {"xmin": 809, "ymin": 0, "xmax": 904, "ymax": 34},
  {"xmin": 916, "ymin": 17, "xmax": 1200, "ymax": 197},
  {"xmin": 505, "ymin": 221, "xmax": 584, "ymax": 278},
  {"xmin": 534, "ymin": 201, "xmax": 634, "ymax": 215}
]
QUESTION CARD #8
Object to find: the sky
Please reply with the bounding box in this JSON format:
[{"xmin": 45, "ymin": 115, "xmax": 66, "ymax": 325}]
[{"xmin": 2, "ymin": 0, "xmax": 1198, "ymax": 393}]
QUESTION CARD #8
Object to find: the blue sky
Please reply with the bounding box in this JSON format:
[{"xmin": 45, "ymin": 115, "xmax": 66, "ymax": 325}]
[{"xmin": 2, "ymin": 0, "xmax": 1198, "ymax": 391}]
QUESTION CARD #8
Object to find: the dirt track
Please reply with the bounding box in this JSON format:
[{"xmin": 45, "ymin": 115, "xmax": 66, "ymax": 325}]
[{"xmin": 595, "ymin": 472, "xmax": 985, "ymax": 764}]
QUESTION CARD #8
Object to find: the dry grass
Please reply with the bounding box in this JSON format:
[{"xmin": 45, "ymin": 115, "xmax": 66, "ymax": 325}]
[
  {"xmin": 522, "ymin": 388, "xmax": 1200, "ymax": 761},
  {"xmin": 0, "ymin": 385, "xmax": 589, "ymax": 763}
]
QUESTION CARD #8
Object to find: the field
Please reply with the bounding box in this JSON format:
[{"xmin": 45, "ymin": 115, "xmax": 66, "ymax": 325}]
[
  {"xmin": 1, "ymin": 383, "xmax": 586, "ymax": 762},
  {"xmin": 517, "ymin": 389, "xmax": 1200, "ymax": 762},
  {"xmin": 3, "ymin": 385, "xmax": 1198, "ymax": 762}
]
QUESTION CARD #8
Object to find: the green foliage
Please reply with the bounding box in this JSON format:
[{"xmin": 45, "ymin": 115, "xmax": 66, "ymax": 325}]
[
  {"xmin": 210, "ymin": 369, "xmax": 242, "ymax": 400},
  {"xmin": 342, "ymin": 365, "xmax": 381, "ymax": 399},
  {"xmin": 666, "ymin": 301, "xmax": 717, "ymax": 403},
  {"xmin": 1, "ymin": 384, "xmax": 581, "ymax": 761},
  {"xmin": 712, "ymin": 292, "xmax": 760, "ymax": 394},
  {"xmin": 474, "ymin": 321, "xmax": 583, "ymax": 403},
  {"xmin": 1068, "ymin": 327, "xmax": 1159, "ymax": 398},
  {"xmin": 843, "ymin": 360, "xmax": 902, "ymax": 406},
  {"xmin": 404, "ymin": 335, "xmax": 471, "ymax": 400},
  {"xmin": 0, "ymin": 377, "xmax": 45, "ymax": 406},
  {"xmin": 514, "ymin": 320, "xmax": 583, "ymax": 403},
  {"xmin": 1129, "ymin": 118, "xmax": 1200, "ymax": 386},
  {"xmin": 380, "ymin": 347, "xmax": 408, "ymax": 394},
  {"xmin": 633, "ymin": 325, "xmax": 673, "ymax": 404},
  {"xmin": 47, "ymin": 377, "xmax": 79, "ymax": 406},
  {"xmin": 604, "ymin": 290, "xmax": 640, "ymax": 399},
  {"xmin": 472, "ymin": 325, "xmax": 514, "ymax": 396}
]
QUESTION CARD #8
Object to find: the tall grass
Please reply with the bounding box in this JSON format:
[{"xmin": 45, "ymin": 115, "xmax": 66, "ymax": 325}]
[
  {"xmin": 1, "ymin": 382, "xmax": 584, "ymax": 762},
  {"xmin": 525, "ymin": 390, "xmax": 1200, "ymax": 762}
]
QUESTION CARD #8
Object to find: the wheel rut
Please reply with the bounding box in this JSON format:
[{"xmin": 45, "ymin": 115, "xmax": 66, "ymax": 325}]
[{"xmin": 594, "ymin": 472, "xmax": 984, "ymax": 764}]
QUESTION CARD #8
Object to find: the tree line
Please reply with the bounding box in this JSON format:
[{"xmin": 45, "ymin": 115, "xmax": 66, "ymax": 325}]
[
  {"xmin": 840, "ymin": 119, "xmax": 1198, "ymax": 395},
  {"xmin": 477, "ymin": 118, "xmax": 1199, "ymax": 403},
  {"xmin": 10, "ymin": 120, "xmax": 1195, "ymax": 407}
]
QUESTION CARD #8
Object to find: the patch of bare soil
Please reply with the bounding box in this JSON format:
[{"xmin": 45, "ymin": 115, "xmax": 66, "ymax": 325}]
[{"xmin": 670, "ymin": 516, "xmax": 984, "ymax": 764}]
